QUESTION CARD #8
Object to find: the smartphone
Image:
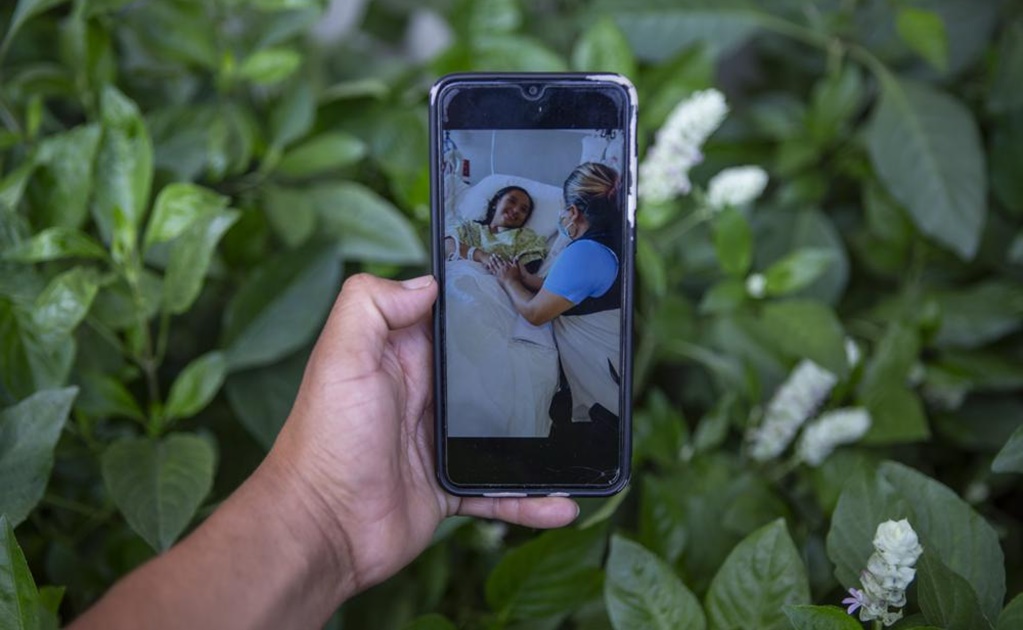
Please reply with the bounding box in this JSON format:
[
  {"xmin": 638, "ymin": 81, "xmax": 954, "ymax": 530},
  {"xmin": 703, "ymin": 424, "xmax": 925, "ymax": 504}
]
[{"xmin": 430, "ymin": 73, "xmax": 636, "ymax": 496}]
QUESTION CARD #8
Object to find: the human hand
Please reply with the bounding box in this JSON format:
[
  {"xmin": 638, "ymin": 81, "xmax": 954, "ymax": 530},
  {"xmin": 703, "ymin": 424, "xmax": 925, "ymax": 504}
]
[
  {"xmin": 490, "ymin": 258, "xmax": 521, "ymax": 283},
  {"xmin": 267, "ymin": 274, "xmax": 578, "ymax": 595}
]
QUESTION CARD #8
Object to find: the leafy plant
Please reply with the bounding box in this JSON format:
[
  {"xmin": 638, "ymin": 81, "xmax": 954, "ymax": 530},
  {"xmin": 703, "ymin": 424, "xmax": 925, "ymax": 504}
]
[{"xmin": 2, "ymin": 0, "xmax": 1022, "ymax": 628}]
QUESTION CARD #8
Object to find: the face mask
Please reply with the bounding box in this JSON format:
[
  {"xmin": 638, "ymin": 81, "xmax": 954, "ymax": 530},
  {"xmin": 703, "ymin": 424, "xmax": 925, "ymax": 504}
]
[{"xmin": 557, "ymin": 213, "xmax": 572, "ymax": 239}]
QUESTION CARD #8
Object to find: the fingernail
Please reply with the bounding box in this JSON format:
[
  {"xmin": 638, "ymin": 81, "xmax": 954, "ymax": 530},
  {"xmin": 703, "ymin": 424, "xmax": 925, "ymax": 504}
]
[{"xmin": 401, "ymin": 275, "xmax": 434, "ymax": 289}]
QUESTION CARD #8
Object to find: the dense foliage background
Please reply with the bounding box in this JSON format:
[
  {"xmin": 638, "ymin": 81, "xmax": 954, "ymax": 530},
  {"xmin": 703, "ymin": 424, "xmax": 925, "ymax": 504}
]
[{"xmin": 1, "ymin": 0, "xmax": 1022, "ymax": 628}]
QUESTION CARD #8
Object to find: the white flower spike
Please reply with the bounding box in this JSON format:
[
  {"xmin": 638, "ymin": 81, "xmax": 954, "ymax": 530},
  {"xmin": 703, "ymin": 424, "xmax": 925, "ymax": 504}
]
[
  {"xmin": 796, "ymin": 407, "xmax": 871, "ymax": 467},
  {"xmin": 844, "ymin": 519, "xmax": 923, "ymax": 626},
  {"xmin": 640, "ymin": 89, "xmax": 729, "ymax": 204},
  {"xmin": 706, "ymin": 166, "xmax": 769, "ymax": 211},
  {"xmin": 748, "ymin": 359, "xmax": 837, "ymax": 461}
]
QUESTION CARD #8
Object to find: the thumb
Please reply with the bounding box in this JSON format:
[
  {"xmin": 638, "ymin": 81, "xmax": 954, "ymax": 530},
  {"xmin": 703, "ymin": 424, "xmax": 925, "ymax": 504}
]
[{"xmin": 318, "ymin": 273, "xmax": 437, "ymax": 380}]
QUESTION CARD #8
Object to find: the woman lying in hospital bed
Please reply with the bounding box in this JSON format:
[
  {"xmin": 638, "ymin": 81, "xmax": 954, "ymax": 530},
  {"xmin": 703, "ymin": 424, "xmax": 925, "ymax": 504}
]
[{"xmin": 444, "ymin": 175, "xmax": 565, "ymax": 438}]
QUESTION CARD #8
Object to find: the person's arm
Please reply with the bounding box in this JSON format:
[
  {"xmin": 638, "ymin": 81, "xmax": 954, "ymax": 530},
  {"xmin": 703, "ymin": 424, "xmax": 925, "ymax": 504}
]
[
  {"xmin": 69, "ymin": 274, "xmax": 578, "ymax": 630},
  {"xmin": 494, "ymin": 261, "xmax": 574, "ymax": 326}
]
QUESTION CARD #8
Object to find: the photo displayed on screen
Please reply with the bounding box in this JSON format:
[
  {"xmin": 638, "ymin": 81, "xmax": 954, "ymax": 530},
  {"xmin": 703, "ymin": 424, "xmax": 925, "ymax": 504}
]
[{"xmin": 442, "ymin": 128, "xmax": 626, "ymax": 438}]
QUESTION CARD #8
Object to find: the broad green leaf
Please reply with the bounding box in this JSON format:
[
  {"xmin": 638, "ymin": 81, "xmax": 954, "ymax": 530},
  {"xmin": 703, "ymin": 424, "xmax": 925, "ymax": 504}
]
[
  {"xmin": 162, "ymin": 209, "xmax": 240, "ymax": 315},
  {"xmin": 238, "ymin": 47, "xmax": 302, "ymax": 85},
  {"xmin": 2, "ymin": 227, "xmax": 106, "ymax": 262},
  {"xmin": 473, "ymin": 35, "xmax": 567, "ymax": 72},
  {"xmin": 0, "ymin": 161, "xmax": 36, "ymax": 213},
  {"xmin": 93, "ymin": 86, "xmax": 153, "ymax": 261},
  {"xmin": 221, "ymin": 244, "xmax": 341, "ymax": 371},
  {"xmin": 638, "ymin": 476, "xmax": 687, "ymax": 565},
  {"xmin": 825, "ymin": 465, "xmax": 909, "ymax": 589},
  {"xmin": 605, "ymin": 536, "xmax": 704, "ymax": 630},
  {"xmin": 248, "ymin": 0, "xmax": 319, "ymax": 10},
  {"xmin": 357, "ymin": 108, "xmax": 429, "ymax": 209},
  {"xmin": 0, "ymin": 515, "xmax": 39, "ymax": 630},
  {"xmin": 312, "ymin": 183, "xmax": 426, "ymax": 264},
  {"xmin": 757, "ymin": 300, "xmax": 847, "ymax": 377},
  {"xmin": 917, "ymin": 552, "xmax": 992, "ymax": 630},
  {"xmin": 165, "ymin": 352, "xmax": 226, "ymax": 422},
  {"xmin": 752, "ymin": 208, "xmax": 848, "ymax": 306},
  {"xmin": 0, "ymin": 387, "xmax": 77, "ymax": 526},
  {"xmin": 783, "ymin": 605, "xmax": 862, "ymax": 630},
  {"xmin": 30, "ymin": 124, "xmax": 102, "ymax": 229},
  {"xmin": 704, "ymin": 519, "xmax": 810, "ymax": 630},
  {"xmin": 988, "ymin": 22, "xmax": 1023, "ymax": 113},
  {"xmin": 931, "ymin": 282, "xmax": 1023, "ymax": 349},
  {"xmin": 102, "ymin": 433, "xmax": 216, "ymax": 551},
  {"xmin": 269, "ymin": 79, "xmax": 315, "ymax": 149},
  {"xmin": 36, "ymin": 585, "xmax": 63, "ymax": 630},
  {"xmin": 992, "ymin": 425, "xmax": 1023, "ymax": 474},
  {"xmin": 895, "ymin": 8, "xmax": 948, "ymax": 71},
  {"xmin": 263, "ymin": 185, "xmax": 317, "ymax": 248},
  {"xmin": 600, "ymin": 0, "xmax": 763, "ymax": 62},
  {"xmin": 277, "ymin": 132, "xmax": 366, "ymax": 178},
  {"xmin": 866, "ymin": 76, "xmax": 985, "ymax": 260},
  {"xmin": 637, "ymin": 239, "xmax": 667, "ymax": 297},
  {"xmin": 467, "ymin": 0, "xmax": 521, "ymax": 37},
  {"xmin": 880, "ymin": 462, "xmax": 1004, "ymax": 623},
  {"xmin": 806, "ymin": 64, "xmax": 865, "ymax": 144},
  {"xmin": 858, "ymin": 320, "xmax": 928, "ymax": 444},
  {"xmin": 486, "ymin": 526, "xmax": 605, "ymax": 621},
  {"xmin": 89, "ymin": 269, "xmax": 161, "ymax": 331},
  {"xmin": 120, "ymin": 0, "xmax": 217, "ymax": 68},
  {"xmin": 76, "ymin": 370, "xmax": 145, "ymax": 423},
  {"xmin": 32, "ymin": 267, "xmax": 101, "ymax": 344},
  {"xmin": 762, "ymin": 248, "xmax": 835, "ymax": 296},
  {"xmin": 578, "ymin": 488, "xmax": 629, "ymax": 529},
  {"xmin": 713, "ymin": 206, "xmax": 752, "ymax": 276},
  {"xmin": 998, "ymin": 594, "xmax": 1023, "ymax": 630},
  {"xmin": 143, "ymin": 183, "xmax": 229, "ymax": 250},
  {"xmin": 0, "ymin": 299, "xmax": 76, "ymax": 399},
  {"xmin": 699, "ymin": 279, "xmax": 746, "ymax": 314},
  {"xmin": 572, "ymin": 16, "xmax": 636, "ymax": 77},
  {"xmin": 1, "ymin": 0, "xmax": 68, "ymax": 54},
  {"xmin": 990, "ymin": 110, "xmax": 1023, "ymax": 216}
]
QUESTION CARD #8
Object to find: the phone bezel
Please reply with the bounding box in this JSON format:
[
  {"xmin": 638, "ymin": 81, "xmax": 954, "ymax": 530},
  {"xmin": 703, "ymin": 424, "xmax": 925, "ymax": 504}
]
[{"xmin": 430, "ymin": 73, "xmax": 636, "ymax": 497}]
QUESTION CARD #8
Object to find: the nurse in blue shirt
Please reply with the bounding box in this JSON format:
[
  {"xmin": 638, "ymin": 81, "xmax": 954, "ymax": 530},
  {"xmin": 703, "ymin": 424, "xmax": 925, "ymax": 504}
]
[{"xmin": 491, "ymin": 162, "xmax": 622, "ymax": 423}]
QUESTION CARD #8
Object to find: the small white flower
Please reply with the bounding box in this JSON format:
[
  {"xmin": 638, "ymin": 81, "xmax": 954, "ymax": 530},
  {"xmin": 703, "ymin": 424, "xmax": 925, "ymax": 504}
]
[
  {"xmin": 847, "ymin": 519, "xmax": 923, "ymax": 627},
  {"xmin": 640, "ymin": 89, "xmax": 728, "ymax": 204},
  {"xmin": 844, "ymin": 337, "xmax": 861, "ymax": 368},
  {"xmin": 748, "ymin": 359, "xmax": 837, "ymax": 461},
  {"xmin": 706, "ymin": 166, "xmax": 769, "ymax": 210},
  {"xmin": 796, "ymin": 407, "xmax": 871, "ymax": 467},
  {"xmin": 745, "ymin": 273, "xmax": 766, "ymax": 298}
]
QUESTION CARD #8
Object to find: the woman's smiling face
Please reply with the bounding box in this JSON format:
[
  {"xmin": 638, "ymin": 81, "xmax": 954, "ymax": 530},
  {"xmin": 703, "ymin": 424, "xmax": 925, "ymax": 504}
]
[{"xmin": 492, "ymin": 189, "xmax": 533, "ymax": 228}]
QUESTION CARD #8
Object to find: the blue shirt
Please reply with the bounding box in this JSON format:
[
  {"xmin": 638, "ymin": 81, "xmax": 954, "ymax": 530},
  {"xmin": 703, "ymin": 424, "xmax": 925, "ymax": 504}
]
[{"xmin": 543, "ymin": 240, "xmax": 618, "ymax": 304}]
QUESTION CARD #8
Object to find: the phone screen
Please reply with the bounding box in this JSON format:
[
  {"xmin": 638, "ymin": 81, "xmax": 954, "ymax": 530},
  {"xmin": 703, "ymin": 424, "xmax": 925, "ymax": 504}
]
[{"xmin": 431, "ymin": 75, "xmax": 634, "ymax": 493}]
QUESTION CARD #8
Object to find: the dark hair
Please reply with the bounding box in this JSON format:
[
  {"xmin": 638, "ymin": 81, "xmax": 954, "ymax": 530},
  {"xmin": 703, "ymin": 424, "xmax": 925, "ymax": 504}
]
[
  {"xmin": 563, "ymin": 162, "xmax": 620, "ymax": 233},
  {"xmin": 477, "ymin": 186, "xmax": 535, "ymax": 227}
]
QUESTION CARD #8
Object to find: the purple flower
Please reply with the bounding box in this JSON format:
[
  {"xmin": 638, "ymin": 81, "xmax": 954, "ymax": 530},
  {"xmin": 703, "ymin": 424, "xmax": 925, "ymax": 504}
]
[{"xmin": 842, "ymin": 587, "xmax": 866, "ymax": 615}]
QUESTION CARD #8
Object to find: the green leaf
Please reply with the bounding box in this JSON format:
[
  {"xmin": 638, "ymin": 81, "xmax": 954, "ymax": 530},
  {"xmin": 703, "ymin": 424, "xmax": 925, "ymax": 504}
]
[
  {"xmin": 866, "ymin": 76, "xmax": 986, "ymax": 260},
  {"xmin": 757, "ymin": 300, "xmax": 848, "ymax": 377},
  {"xmin": 165, "ymin": 352, "xmax": 226, "ymax": 423},
  {"xmin": 467, "ymin": 0, "xmax": 521, "ymax": 37},
  {"xmin": 223, "ymin": 348, "xmax": 306, "ymax": 450},
  {"xmin": 143, "ymin": 183, "xmax": 229, "ymax": 250},
  {"xmin": 312, "ymin": 182, "xmax": 426, "ymax": 264},
  {"xmin": 76, "ymin": 370, "xmax": 145, "ymax": 423},
  {"xmin": 2, "ymin": 227, "xmax": 106, "ymax": 263},
  {"xmin": 998, "ymin": 594, "xmax": 1023, "ymax": 630},
  {"xmin": 990, "ymin": 110, "xmax": 1023, "ymax": 216},
  {"xmin": 704, "ymin": 518, "xmax": 810, "ymax": 630},
  {"xmin": 102, "ymin": 433, "xmax": 216, "ymax": 552},
  {"xmin": 0, "ymin": 515, "xmax": 40, "ymax": 630},
  {"xmin": 992, "ymin": 425, "xmax": 1023, "ymax": 474},
  {"xmin": 162, "ymin": 209, "xmax": 240, "ymax": 315},
  {"xmin": 752, "ymin": 208, "xmax": 848, "ymax": 306},
  {"xmin": 988, "ymin": 22, "xmax": 1023, "ymax": 113},
  {"xmin": 605, "ymin": 536, "xmax": 705, "ymax": 630},
  {"xmin": 30, "ymin": 123, "xmax": 102, "ymax": 229},
  {"xmin": 269, "ymin": 79, "xmax": 315, "ymax": 150},
  {"xmin": 895, "ymin": 7, "xmax": 949, "ymax": 71},
  {"xmin": 0, "ymin": 387, "xmax": 77, "ymax": 526},
  {"xmin": 762, "ymin": 248, "xmax": 835, "ymax": 296},
  {"xmin": 572, "ymin": 16, "xmax": 636, "ymax": 77},
  {"xmin": 36, "ymin": 585, "xmax": 63, "ymax": 630},
  {"xmin": 0, "ymin": 160, "xmax": 37, "ymax": 214},
  {"xmin": 637, "ymin": 239, "xmax": 667, "ymax": 297},
  {"xmin": 486, "ymin": 526, "xmax": 605, "ymax": 621},
  {"xmin": 32, "ymin": 267, "xmax": 101, "ymax": 344},
  {"xmin": 917, "ymin": 552, "xmax": 992, "ymax": 630},
  {"xmin": 931, "ymin": 282, "xmax": 1023, "ymax": 349},
  {"xmin": 857, "ymin": 320, "xmax": 928, "ymax": 444},
  {"xmin": 601, "ymin": 0, "xmax": 763, "ymax": 62},
  {"xmin": 638, "ymin": 476, "xmax": 687, "ymax": 565},
  {"xmin": 93, "ymin": 86, "xmax": 154, "ymax": 262},
  {"xmin": 1, "ymin": 0, "xmax": 68, "ymax": 55},
  {"xmin": 277, "ymin": 132, "xmax": 366, "ymax": 178},
  {"xmin": 402, "ymin": 614, "xmax": 457, "ymax": 630},
  {"xmin": 221, "ymin": 244, "xmax": 341, "ymax": 371},
  {"xmin": 699, "ymin": 279, "xmax": 746, "ymax": 315},
  {"xmin": 263, "ymin": 185, "xmax": 317, "ymax": 248},
  {"xmin": 0, "ymin": 299, "xmax": 76, "ymax": 399},
  {"xmin": 473, "ymin": 35, "xmax": 567, "ymax": 72},
  {"xmin": 238, "ymin": 47, "xmax": 302, "ymax": 85},
  {"xmin": 783, "ymin": 605, "xmax": 862, "ymax": 630},
  {"xmin": 713, "ymin": 206, "xmax": 752, "ymax": 276},
  {"xmin": 120, "ymin": 0, "xmax": 218, "ymax": 69}
]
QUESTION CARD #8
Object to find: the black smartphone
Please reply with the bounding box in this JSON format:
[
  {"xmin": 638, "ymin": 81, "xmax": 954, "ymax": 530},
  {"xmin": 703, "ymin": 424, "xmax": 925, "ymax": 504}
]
[{"xmin": 430, "ymin": 73, "xmax": 636, "ymax": 496}]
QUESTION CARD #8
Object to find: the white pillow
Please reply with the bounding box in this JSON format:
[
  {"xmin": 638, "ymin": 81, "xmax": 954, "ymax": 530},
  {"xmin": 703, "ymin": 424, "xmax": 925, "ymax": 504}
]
[{"xmin": 453, "ymin": 174, "xmax": 563, "ymax": 240}]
